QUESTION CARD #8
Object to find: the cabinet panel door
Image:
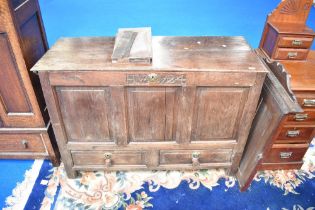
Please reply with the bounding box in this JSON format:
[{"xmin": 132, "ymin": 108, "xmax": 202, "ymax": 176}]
[
  {"xmin": 56, "ymin": 87, "xmax": 111, "ymax": 142},
  {"xmin": 0, "ymin": 33, "xmax": 31, "ymax": 113},
  {"xmin": 191, "ymin": 87, "xmax": 248, "ymax": 140},
  {"xmin": 127, "ymin": 87, "xmax": 178, "ymax": 142},
  {"xmin": 12, "ymin": 0, "xmax": 48, "ymax": 69},
  {"xmin": 0, "ymin": 0, "xmax": 47, "ymax": 128}
]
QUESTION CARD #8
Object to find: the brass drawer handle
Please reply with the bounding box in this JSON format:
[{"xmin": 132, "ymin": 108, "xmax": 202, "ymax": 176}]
[
  {"xmin": 192, "ymin": 152, "xmax": 200, "ymax": 167},
  {"xmin": 104, "ymin": 153, "xmax": 112, "ymax": 168},
  {"xmin": 21, "ymin": 140, "xmax": 28, "ymax": 149},
  {"xmin": 288, "ymin": 52, "xmax": 298, "ymax": 59},
  {"xmin": 287, "ymin": 130, "xmax": 300, "ymax": 137},
  {"xmin": 294, "ymin": 113, "xmax": 308, "ymax": 121},
  {"xmin": 292, "ymin": 40, "xmax": 302, "ymax": 46},
  {"xmin": 280, "ymin": 152, "xmax": 293, "ymax": 159},
  {"xmin": 303, "ymin": 99, "xmax": 315, "ymax": 107}
]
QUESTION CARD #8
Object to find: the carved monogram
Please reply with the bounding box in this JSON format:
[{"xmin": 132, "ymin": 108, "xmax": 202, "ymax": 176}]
[{"xmin": 126, "ymin": 74, "xmax": 187, "ymax": 85}]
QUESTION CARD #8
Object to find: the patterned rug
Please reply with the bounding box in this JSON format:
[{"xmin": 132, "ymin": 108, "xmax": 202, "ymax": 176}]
[{"xmin": 4, "ymin": 139, "xmax": 314, "ymax": 210}]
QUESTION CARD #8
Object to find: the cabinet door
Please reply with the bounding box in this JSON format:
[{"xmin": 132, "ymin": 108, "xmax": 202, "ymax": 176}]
[
  {"xmin": 236, "ymin": 70, "xmax": 302, "ymax": 191},
  {"xmin": 10, "ymin": 0, "xmax": 48, "ymax": 69},
  {"xmin": 0, "ymin": 0, "xmax": 44, "ymax": 128},
  {"xmin": 10, "ymin": 0, "xmax": 49, "ymax": 123}
]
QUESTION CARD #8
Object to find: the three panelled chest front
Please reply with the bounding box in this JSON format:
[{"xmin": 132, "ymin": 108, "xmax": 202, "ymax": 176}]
[{"xmin": 33, "ymin": 37, "xmax": 267, "ymax": 178}]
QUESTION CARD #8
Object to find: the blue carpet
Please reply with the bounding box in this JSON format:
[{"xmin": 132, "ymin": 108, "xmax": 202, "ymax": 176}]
[
  {"xmin": 24, "ymin": 160, "xmax": 54, "ymax": 210},
  {"xmin": 0, "ymin": 159, "xmax": 34, "ymax": 208},
  {"xmin": 129, "ymin": 178, "xmax": 315, "ymax": 210}
]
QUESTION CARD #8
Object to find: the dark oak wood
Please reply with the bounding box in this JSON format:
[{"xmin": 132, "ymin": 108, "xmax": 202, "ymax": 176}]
[
  {"xmin": 0, "ymin": 0, "xmax": 59, "ymax": 165},
  {"xmin": 34, "ymin": 36, "xmax": 267, "ymax": 181}
]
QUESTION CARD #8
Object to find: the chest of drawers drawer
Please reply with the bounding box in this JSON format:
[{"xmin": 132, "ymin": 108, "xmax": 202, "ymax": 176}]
[
  {"xmin": 71, "ymin": 149, "xmax": 233, "ymax": 170},
  {"xmin": 159, "ymin": 149, "xmax": 232, "ymax": 166},
  {"xmin": 273, "ymin": 48, "xmax": 309, "ymax": 60},
  {"xmin": 277, "ymin": 35, "xmax": 314, "ymax": 48},
  {"xmin": 72, "ymin": 150, "xmax": 148, "ymax": 170},
  {"xmin": 284, "ymin": 111, "xmax": 315, "ymax": 125},
  {"xmin": 0, "ymin": 133, "xmax": 46, "ymax": 153},
  {"xmin": 274, "ymin": 127, "xmax": 315, "ymax": 143},
  {"xmin": 263, "ymin": 144, "xmax": 308, "ymax": 164}
]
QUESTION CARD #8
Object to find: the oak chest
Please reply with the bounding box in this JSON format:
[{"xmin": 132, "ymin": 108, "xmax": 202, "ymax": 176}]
[{"xmin": 32, "ymin": 36, "xmax": 267, "ymax": 178}]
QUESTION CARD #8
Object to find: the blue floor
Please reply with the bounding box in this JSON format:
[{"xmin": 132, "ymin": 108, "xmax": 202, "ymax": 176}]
[
  {"xmin": 39, "ymin": 0, "xmax": 315, "ymax": 49},
  {"xmin": 0, "ymin": 159, "xmax": 34, "ymax": 208}
]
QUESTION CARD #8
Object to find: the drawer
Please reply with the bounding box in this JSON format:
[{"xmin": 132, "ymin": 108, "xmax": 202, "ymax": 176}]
[
  {"xmin": 259, "ymin": 162, "xmax": 303, "ymax": 170},
  {"xmin": 273, "ymin": 48, "xmax": 308, "ymax": 60},
  {"xmin": 263, "ymin": 144, "xmax": 308, "ymax": 163},
  {"xmin": 0, "ymin": 133, "xmax": 46, "ymax": 153},
  {"xmin": 275, "ymin": 127, "xmax": 314, "ymax": 143},
  {"xmin": 277, "ymin": 36, "xmax": 314, "ymax": 48},
  {"xmin": 284, "ymin": 111, "xmax": 315, "ymax": 125},
  {"xmin": 72, "ymin": 150, "xmax": 147, "ymax": 167},
  {"xmin": 296, "ymin": 97, "xmax": 315, "ymax": 110},
  {"xmin": 159, "ymin": 149, "xmax": 231, "ymax": 166}
]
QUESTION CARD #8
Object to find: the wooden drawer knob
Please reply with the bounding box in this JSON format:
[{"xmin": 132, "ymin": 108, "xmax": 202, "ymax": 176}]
[
  {"xmin": 279, "ymin": 152, "xmax": 292, "ymax": 159},
  {"xmin": 294, "ymin": 113, "xmax": 308, "ymax": 121},
  {"xmin": 21, "ymin": 140, "xmax": 28, "ymax": 149},
  {"xmin": 192, "ymin": 152, "xmax": 200, "ymax": 167},
  {"xmin": 104, "ymin": 153, "xmax": 112, "ymax": 168},
  {"xmin": 287, "ymin": 130, "xmax": 300, "ymax": 137}
]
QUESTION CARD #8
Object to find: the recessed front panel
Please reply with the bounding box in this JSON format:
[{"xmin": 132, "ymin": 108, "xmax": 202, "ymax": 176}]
[
  {"xmin": 56, "ymin": 87, "xmax": 111, "ymax": 142},
  {"xmin": 19, "ymin": 14, "xmax": 46, "ymax": 69},
  {"xmin": 0, "ymin": 33, "xmax": 31, "ymax": 113},
  {"xmin": 127, "ymin": 87, "xmax": 178, "ymax": 142},
  {"xmin": 192, "ymin": 87, "xmax": 248, "ymax": 140}
]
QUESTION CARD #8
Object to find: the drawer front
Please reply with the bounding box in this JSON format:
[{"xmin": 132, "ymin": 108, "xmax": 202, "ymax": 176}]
[
  {"xmin": 274, "ymin": 48, "xmax": 308, "ymax": 60},
  {"xmin": 159, "ymin": 149, "xmax": 231, "ymax": 165},
  {"xmin": 284, "ymin": 111, "xmax": 315, "ymax": 125},
  {"xmin": 72, "ymin": 151, "xmax": 146, "ymax": 167},
  {"xmin": 277, "ymin": 36, "xmax": 314, "ymax": 48},
  {"xmin": 0, "ymin": 133, "xmax": 46, "ymax": 153},
  {"xmin": 275, "ymin": 127, "xmax": 314, "ymax": 143},
  {"xmin": 263, "ymin": 144, "xmax": 308, "ymax": 163},
  {"xmin": 259, "ymin": 162, "xmax": 303, "ymax": 170},
  {"xmin": 296, "ymin": 97, "xmax": 315, "ymax": 110}
]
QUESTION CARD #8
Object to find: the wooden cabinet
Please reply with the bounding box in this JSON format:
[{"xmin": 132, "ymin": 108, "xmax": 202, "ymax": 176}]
[
  {"xmin": 260, "ymin": 0, "xmax": 315, "ymax": 60},
  {"xmin": 0, "ymin": 0, "xmax": 59, "ymax": 164},
  {"xmin": 238, "ymin": 50, "xmax": 315, "ymax": 190},
  {"xmin": 33, "ymin": 36, "xmax": 267, "ymax": 178}
]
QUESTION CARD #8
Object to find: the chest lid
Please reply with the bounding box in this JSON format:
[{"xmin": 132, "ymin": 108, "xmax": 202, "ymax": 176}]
[{"xmin": 31, "ymin": 36, "xmax": 267, "ymax": 73}]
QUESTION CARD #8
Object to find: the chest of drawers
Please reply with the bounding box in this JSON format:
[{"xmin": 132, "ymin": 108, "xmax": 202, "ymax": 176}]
[
  {"xmin": 32, "ymin": 36, "xmax": 267, "ymax": 178},
  {"xmin": 261, "ymin": 22, "xmax": 315, "ymax": 60},
  {"xmin": 259, "ymin": 0, "xmax": 315, "ymax": 61},
  {"xmin": 238, "ymin": 50, "xmax": 315, "ymax": 190}
]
